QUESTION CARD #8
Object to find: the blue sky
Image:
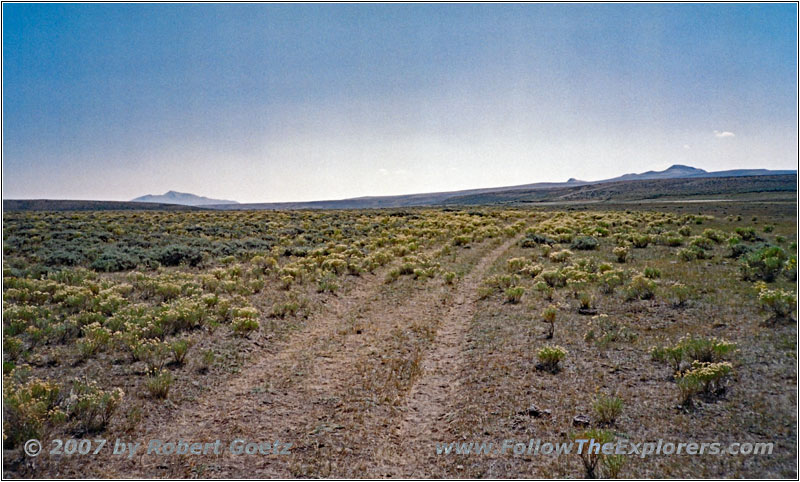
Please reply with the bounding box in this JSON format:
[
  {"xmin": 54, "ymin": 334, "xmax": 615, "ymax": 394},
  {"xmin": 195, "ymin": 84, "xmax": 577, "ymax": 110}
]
[{"xmin": 3, "ymin": 3, "xmax": 797, "ymax": 202}]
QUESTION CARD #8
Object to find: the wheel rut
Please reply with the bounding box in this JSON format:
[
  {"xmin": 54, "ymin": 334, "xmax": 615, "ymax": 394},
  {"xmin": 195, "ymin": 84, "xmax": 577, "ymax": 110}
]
[
  {"xmin": 96, "ymin": 234, "xmax": 522, "ymax": 478},
  {"xmin": 375, "ymin": 233, "xmax": 523, "ymax": 477}
]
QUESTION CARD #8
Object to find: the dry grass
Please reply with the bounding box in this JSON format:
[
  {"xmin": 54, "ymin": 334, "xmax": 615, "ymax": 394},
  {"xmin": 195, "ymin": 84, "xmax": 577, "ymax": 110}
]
[{"xmin": 3, "ymin": 205, "xmax": 796, "ymax": 478}]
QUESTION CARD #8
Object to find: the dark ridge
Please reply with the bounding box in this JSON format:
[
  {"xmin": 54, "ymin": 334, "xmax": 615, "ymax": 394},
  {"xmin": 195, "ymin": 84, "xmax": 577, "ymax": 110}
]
[{"xmin": 3, "ymin": 199, "xmax": 205, "ymax": 212}]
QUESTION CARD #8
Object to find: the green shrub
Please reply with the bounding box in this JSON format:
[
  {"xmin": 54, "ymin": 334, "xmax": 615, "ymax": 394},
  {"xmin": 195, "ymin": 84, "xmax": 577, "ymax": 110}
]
[
  {"xmin": 137, "ymin": 340, "xmax": 170, "ymax": 374},
  {"xmin": 549, "ymin": 250, "xmax": 573, "ymax": 263},
  {"xmin": 624, "ymin": 275, "xmax": 656, "ymax": 301},
  {"xmin": 666, "ymin": 282, "xmax": 691, "ymax": 307},
  {"xmin": 506, "ymin": 257, "xmax": 528, "ymax": 272},
  {"xmin": 537, "ymin": 345, "xmax": 566, "ymax": 373},
  {"xmin": 676, "ymin": 361, "xmax": 733, "ymax": 407},
  {"xmin": 270, "ymin": 301, "xmax": 300, "ymax": 318},
  {"xmin": 413, "ymin": 267, "xmax": 435, "ymax": 281},
  {"xmin": 613, "ymin": 246, "xmax": 628, "ymax": 263},
  {"xmin": 757, "ymin": 283, "xmax": 796, "ymax": 321},
  {"xmin": 541, "ymin": 305, "xmax": 557, "ymax": 339},
  {"xmin": 232, "ymin": 316, "xmax": 259, "ymax": 336},
  {"xmin": 443, "ymin": 271, "xmax": 457, "ymax": 285},
  {"xmin": 533, "ymin": 281, "xmax": 554, "ymax": 300},
  {"xmin": 735, "ymin": 226, "xmax": 757, "ymax": 241},
  {"xmin": 279, "ymin": 275, "xmax": 294, "ymax": 290},
  {"xmin": 603, "ymin": 454, "xmax": 626, "ymax": 479},
  {"xmin": 702, "ymin": 229, "xmax": 726, "ymax": 243},
  {"xmin": 91, "ymin": 248, "xmax": 140, "ymax": 272},
  {"xmin": 519, "ymin": 233, "xmax": 555, "ymax": 247},
  {"xmin": 539, "ymin": 270, "xmax": 566, "ymax": 288},
  {"xmin": 156, "ymin": 245, "xmax": 203, "ymax": 267},
  {"xmin": 593, "ymin": 394, "xmax": 623, "ymax": 426},
  {"xmin": 741, "ymin": 245, "xmax": 789, "ymax": 282},
  {"xmin": 66, "ymin": 379, "xmax": 123, "ymax": 433},
  {"xmin": 785, "ymin": 256, "xmax": 797, "ymax": 280},
  {"xmin": 598, "ymin": 270, "xmax": 624, "ymax": 294},
  {"xmin": 316, "ymin": 273, "xmax": 339, "ymax": 293},
  {"xmin": 651, "ymin": 336, "xmax": 735, "ymax": 371},
  {"xmin": 643, "ymin": 267, "xmax": 661, "ymax": 279},
  {"xmin": 631, "ymin": 235, "xmax": 650, "ymax": 248},
  {"xmin": 571, "ymin": 236, "xmax": 599, "ymax": 251},
  {"xmin": 519, "ymin": 263, "xmax": 543, "ymax": 278},
  {"xmin": 505, "ymin": 286, "xmax": 525, "ymax": 304},
  {"xmin": 573, "ymin": 428, "xmax": 615, "ymax": 478},
  {"xmin": 78, "ymin": 323, "xmax": 112, "ymax": 359},
  {"xmin": 689, "ymin": 236, "xmax": 713, "ymax": 251},
  {"xmin": 45, "ymin": 250, "xmax": 85, "ymax": 267},
  {"xmin": 170, "ymin": 339, "xmax": 191, "ymax": 366},
  {"xmin": 145, "ymin": 369, "xmax": 174, "ymax": 399},
  {"xmin": 484, "ymin": 274, "xmax": 519, "ymax": 291},
  {"xmin": 578, "ymin": 292, "xmax": 594, "ymax": 311},
  {"xmin": 4, "ymin": 337, "xmax": 25, "ymax": 360},
  {"xmin": 584, "ymin": 314, "xmax": 637, "ymax": 346},
  {"xmin": 677, "ymin": 246, "xmax": 710, "ymax": 261},
  {"xmin": 199, "ymin": 349, "xmax": 215, "ymax": 373},
  {"xmin": 452, "ymin": 235, "xmax": 471, "ymax": 247},
  {"xmin": 3, "ymin": 371, "xmax": 64, "ymax": 447},
  {"xmin": 680, "ymin": 336, "xmax": 736, "ymax": 363}
]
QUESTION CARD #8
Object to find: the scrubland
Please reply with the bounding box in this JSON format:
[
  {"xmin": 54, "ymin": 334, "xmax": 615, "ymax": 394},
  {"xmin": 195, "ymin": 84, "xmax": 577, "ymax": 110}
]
[{"xmin": 2, "ymin": 205, "xmax": 796, "ymax": 478}]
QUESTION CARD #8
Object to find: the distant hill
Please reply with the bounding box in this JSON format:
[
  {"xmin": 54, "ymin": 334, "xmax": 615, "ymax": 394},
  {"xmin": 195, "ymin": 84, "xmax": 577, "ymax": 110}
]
[
  {"xmin": 3, "ymin": 199, "xmax": 203, "ymax": 211},
  {"xmin": 442, "ymin": 174, "xmax": 797, "ymax": 205},
  {"xmin": 211, "ymin": 165, "xmax": 795, "ymax": 210},
  {"xmin": 7, "ymin": 165, "xmax": 795, "ymax": 212},
  {"xmin": 607, "ymin": 164, "xmax": 708, "ymax": 182},
  {"xmin": 687, "ymin": 168, "xmax": 797, "ymax": 178},
  {"xmin": 132, "ymin": 191, "xmax": 238, "ymax": 206}
]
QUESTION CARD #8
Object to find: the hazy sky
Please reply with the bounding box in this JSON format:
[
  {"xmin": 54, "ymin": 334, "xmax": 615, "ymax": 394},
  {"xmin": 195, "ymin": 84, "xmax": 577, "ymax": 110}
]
[{"xmin": 3, "ymin": 3, "xmax": 797, "ymax": 202}]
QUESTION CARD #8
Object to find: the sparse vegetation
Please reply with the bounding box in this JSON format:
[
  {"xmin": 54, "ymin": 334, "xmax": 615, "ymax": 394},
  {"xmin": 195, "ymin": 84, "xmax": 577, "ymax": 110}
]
[
  {"xmin": 593, "ymin": 394, "xmax": 623, "ymax": 426},
  {"xmin": 677, "ymin": 361, "xmax": 733, "ymax": 407},
  {"xmin": 613, "ymin": 246, "xmax": 628, "ymax": 263},
  {"xmin": 145, "ymin": 369, "xmax": 174, "ymax": 399},
  {"xmin": 624, "ymin": 274, "xmax": 656, "ymax": 300},
  {"xmin": 537, "ymin": 345, "xmax": 567, "ymax": 373},
  {"xmin": 756, "ymin": 282, "xmax": 796, "ymax": 322},
  {"xmin": 2, "ymin": 203, "xmax": 795, "ymax": 478},
  {"xmin": 541, "ymin": 305, "xmax": 557, "ymax": 339},
  {"xmin": 573, "ymin": 428, "xmax": 616, "ymax": 478}
]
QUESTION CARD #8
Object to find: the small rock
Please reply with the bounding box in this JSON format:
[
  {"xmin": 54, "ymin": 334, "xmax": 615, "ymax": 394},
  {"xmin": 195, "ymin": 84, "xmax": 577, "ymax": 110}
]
[
  {"xmin": 572, "ymin": 414, "xmax": 591, "ymax": 427},
  {"xmin": 526, "ymin": 404, "xmax": 551, "ymax": 418}
]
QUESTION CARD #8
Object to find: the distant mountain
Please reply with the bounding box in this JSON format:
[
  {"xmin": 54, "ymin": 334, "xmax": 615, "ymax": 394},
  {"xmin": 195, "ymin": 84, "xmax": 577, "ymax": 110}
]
[
  {"xmin": 132, "ymin": 191, "xmax": 238, "ymax": 206},
  {"xmin": 597, "ymin": 164, "xmax": 796, "ymax": 183},
  {"xmin": 687, "ymin": 168, "xmax": 797, "ymax": 178},
  {"xmin": 606, "ymin": 164, "xmax": 707, "ymax": 182},
  {"xmin": 10, "ymin": 165, "xmax": 793, "ymax": 212},
  {"xmin": 210, "ymin": 165, "xmax": 795, "ymax": 210},
  {"xmin": 441, "ymin": 173, "xmax": 796, "ymax": 206}
]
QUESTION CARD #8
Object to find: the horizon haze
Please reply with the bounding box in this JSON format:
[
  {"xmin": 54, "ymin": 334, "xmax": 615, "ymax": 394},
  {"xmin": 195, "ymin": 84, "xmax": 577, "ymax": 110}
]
[{"xmin": 3, "ymin": 3, "xmax": 797, "ymax": 203}]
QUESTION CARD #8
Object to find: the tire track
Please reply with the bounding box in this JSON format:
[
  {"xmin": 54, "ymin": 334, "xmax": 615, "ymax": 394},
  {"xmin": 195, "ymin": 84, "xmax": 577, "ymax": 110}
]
[
  {"xmin": 89, "ymin": 233, "xmax": 522, "ymax": 477},
  {"xmin": 376, "ymin": 233, "xmax": 523, "ymax": 477}
]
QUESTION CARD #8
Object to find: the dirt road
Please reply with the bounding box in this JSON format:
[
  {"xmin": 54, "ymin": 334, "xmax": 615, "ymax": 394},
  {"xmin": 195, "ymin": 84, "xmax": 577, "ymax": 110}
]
[{"xmin": 71, "ymin": 233, "xmax": 521, "ymax": 478}]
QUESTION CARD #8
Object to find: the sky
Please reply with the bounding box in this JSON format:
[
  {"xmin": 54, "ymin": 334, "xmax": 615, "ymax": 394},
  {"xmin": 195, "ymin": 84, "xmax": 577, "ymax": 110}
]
[{"xmin": 2, "ymin": 3, "xmax": 797, "ymax": 203}]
